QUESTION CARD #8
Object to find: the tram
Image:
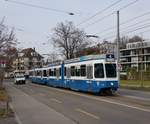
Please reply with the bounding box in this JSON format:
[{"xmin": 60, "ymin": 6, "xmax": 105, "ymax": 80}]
[{"xmin": 29, "ymin": 54, "xmax": 119, "ymax": 94}]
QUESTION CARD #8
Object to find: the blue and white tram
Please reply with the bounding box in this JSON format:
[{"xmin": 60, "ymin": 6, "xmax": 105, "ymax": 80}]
[{"xmin": 29, "ymin": 54, "xmax": 119, "ymax": 94}]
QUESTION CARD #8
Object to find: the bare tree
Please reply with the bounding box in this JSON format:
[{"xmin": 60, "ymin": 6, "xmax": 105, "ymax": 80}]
[
  {"xmin": 129, "ymin": 35, "xmax": 144, "ymax": 43},
  {"xmin": 114, "ymin": 35, "xmax": 143, "ymax": 49},
  {"xmin": 0, "ymin": 19, "xmax": 17, "ymax": 87},
  {"xmin": 52, "ymin": 21, "xmax": 89, "ymax": 59},
  {"xmin": 120, "ymin": 36, "xmax": 129, "ymax": 49},
  {"xmin": 46, "ymin": 53, "xmax": 60, "ymax": 63},
  {"xmin": 0, "ymin": 28, "xmax": 17, "ymax": 53}
]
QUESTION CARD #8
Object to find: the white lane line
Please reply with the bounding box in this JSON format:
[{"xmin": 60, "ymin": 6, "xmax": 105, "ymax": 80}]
[
  {"xmin": 47, "ymin": 87, "xmax": 150, "ymax": 113},
  {"xmin": 38, "ymin": 93, "xmax": 45, "ymax": 96},
  {"xmin": 76, "ymin": 108, "xmax": 100, "ymax": 120},
  {"xmin": 50, "ymin": 98, "xmax": 62, "ymax": 104},
  {"xmin": 122, "ymin": 95, "xmax": 150, "ymax": 101}
]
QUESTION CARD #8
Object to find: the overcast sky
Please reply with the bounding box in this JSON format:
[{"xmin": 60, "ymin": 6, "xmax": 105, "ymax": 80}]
[{"xmin": 0, "ymin": 0, "xmax": 150, "ymax": 55}]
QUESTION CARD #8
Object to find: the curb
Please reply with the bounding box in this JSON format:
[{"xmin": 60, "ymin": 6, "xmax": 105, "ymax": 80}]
[{"xmin": 9, "ymin": 103, "xmax": 22, "ymax": 124}]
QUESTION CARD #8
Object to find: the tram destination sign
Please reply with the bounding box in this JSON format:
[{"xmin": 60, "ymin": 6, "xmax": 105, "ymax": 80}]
[{"xmin": 106, "ymin": 54, "xmax": 115, "ymax": 62}]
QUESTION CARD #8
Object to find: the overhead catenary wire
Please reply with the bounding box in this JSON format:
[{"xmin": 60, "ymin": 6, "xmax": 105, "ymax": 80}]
[
  {"xmin": 4, "ymin": 0, "xmax": 74, "ymax": 15},
  {"xmin": 94, "ymin": 10, "xmax": 150, "ymax": 35},
  {"xmin": 99, "ymin": 18, "xmax": 150, "ymax": 38},
  {"xmin": 101, "ymin": 24, "xmax": 150, "ymax": 40},
  {"xmin": 76, "ymin": 0, "xmax": 123, "ymax": 26},
  {"xmin": 83, "ymin": 12, "xmax": 115, "ymax": 29},
  {"xmin": 123, "ymin": 24, "xmax": 150, "ymax": 34},
  {"xmin": 83, "ymin": 0, "xmax": 139, "ymax": 29},
  {"xmin": 119, "ymin": 28, "xmax": 150, "ymax": 38},
  {"xmin": 140, "ymin": 29, "xmax": 150, "ymax": 34},
  {"xmin": 118, "ymin": 0, "xmax": 139, "ymax": 11}
]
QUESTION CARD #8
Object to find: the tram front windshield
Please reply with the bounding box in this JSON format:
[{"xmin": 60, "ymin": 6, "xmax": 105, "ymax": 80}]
[{"xmin": 105, "ymin": 64, "xmax": 117, "ymax": 78}]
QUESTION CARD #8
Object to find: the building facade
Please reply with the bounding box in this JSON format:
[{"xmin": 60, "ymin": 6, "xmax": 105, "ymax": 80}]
[
  {"xmin": 13, "ymin": 48, "xmax": 43, "ymax": 72},
  {"xmin": 120, "ymin": 41, "xmax": 150, "ymax": 72}
]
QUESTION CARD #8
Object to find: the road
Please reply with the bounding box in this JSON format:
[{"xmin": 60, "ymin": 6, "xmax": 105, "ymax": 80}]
[{"xmin": 4, "ymin": 79, "xmax": 150, "ymax": 124}]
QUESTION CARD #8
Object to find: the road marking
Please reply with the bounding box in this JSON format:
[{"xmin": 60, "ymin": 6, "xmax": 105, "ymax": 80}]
[
  {"xmin": 30, "ymin": 83, "xmax": 150, "ymax": 113},
  {"xmin": 76, "ymin": 108, "xmax": 100, "ymax": 120},
  {"xmin": 50, "ymin": 98, "xmax": 62, "ymax": 104},
  {"xmin": 122, "ymin": 95, "xmax": 150, "ymax": 101},
  {"xmin": 30, "ymin": 89, "xmax": 34, "ymax": 92},
  {"xmin": 38, "ymin": 93, "xmax": 45, "ymax": 96}
]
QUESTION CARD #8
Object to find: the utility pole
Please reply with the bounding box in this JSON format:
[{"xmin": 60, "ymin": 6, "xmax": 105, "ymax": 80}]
[{"xmin": 117, "ymin": 11, "xmax": 120, "ymax": 84}]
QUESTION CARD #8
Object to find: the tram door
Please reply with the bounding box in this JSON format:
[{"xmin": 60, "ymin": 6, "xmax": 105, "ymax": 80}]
[{"xmin": 87, "ymin": 65, "xmax": 93, "ymax": 91}]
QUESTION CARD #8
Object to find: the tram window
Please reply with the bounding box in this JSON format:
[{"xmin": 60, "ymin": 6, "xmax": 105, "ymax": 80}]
[
  {"xmin": 47, "ymin": 70, "xmax": 49, "ymax": 76},
  {"xmin": 81, "ymin": 65, "xmax": 86, "ymax": 76},
  {"xmin": 50, "ymin": 69, "xmax": 54, "ymax": 76},
  {"xmin": 71, "ymin": 66, "xmax": 75, "ymax": 76},
  {"xmin": 32, "ymin": 71, "xmax": 34, "ymax": 76},
  {"xmin": 51, "ymin": 69, "xmax": 54, "ymax": 76},
  {"xmin": 54, "ymin": 68, "xmax": 56, "ymax": 76},
  {"xmin": 56, "ymin": 68, "xmax": 60, "ymax": 78},
  {"xmin": 36, "ymin": 71, "xmax": 38, "ymax": 76},
  {"xmin": 87, "ymin": 66, "xmax": 93, "ymax": 79},
  {"xmin": 76, "ymin": 68, "xmax": 80, "ymax": 76},
  {"xmin": 40, "ymin": 71, "xmax": 42, "ymax": 76},
  {"xmin": 59, "ymin": 68, "xmax": 61, "ymax": 76},
  {"xmin": 64, "ymin": 67, "xmax": 66, "ymax": 76},
  {"xmin": 37, "ymin": 71, "xmax": 40, "ymax": 76},
  {"xmin": 43, "ymin": 70, "xmax": 47, "ymax": 77},
  {"xmin": 34, "ymin": 71, "xmax": 37, "ymax": 76},
  {"xmin": 94, "ymin": 64, "xmax": 104, "ymax": 78},
  {"xmin": 105, "ymin": 64, "xmax": 116, "ymax": 78},
  {"xmin": 39, "ymin": 71, "xmax": 41, "ymax": 76},
  {"xmin": 49, "ymin": 69, "xmax": 51, "ymax": 76},
  {"xmin": 29, "ymin": 72, "xmax": 31, "ymax": 75},
  {"xmin": 30, "ymin": 71, "xmax": 32, "ymax": 76},
  {"xmin": 29, "ymin": 72, "xmax": 32, "ymax": 76},
  {"xmin": 66, "ymin": 68, "xmax": 71, "ymax": 78}
]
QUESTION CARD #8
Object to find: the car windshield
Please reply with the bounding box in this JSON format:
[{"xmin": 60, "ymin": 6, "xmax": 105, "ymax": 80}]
[
  {"xmin": 105, "ymin": 64, "xmax": 117, "ymax": 78},
  {"xmin": 16, "ymin": 75, "xmax": 24, "ymax": 78}
]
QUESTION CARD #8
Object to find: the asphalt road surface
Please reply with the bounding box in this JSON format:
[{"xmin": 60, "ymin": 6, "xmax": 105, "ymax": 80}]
[{"xmin": 4, "ymin": 79, "xmax": 150, "ymax": 124}]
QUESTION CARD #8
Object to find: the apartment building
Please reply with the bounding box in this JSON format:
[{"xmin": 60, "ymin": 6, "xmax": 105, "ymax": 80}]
[
  {"xmin": 13, "ymin": 48, "xmax": 43, "ymax": 71},
  {"xmin": 120, "ymin": 41, "xmax": 150, "ymax": 71}
]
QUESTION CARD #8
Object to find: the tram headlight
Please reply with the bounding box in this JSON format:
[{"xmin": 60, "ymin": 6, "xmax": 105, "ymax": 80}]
[{"xmin": 111, "ymin": 82, "xmax": 114, "ymax": 86}]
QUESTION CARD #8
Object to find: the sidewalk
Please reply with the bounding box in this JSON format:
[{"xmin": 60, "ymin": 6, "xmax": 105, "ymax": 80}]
[
  {"xmin": 0, "ymin": 117, "xmax": 18, "ymax": 124},
  {"xmin": 6, "ymin": 84, "xmax": 76, "ymax": 124},
  {"xmin": 0, "ymin": 87, "xmax": 18, "ymax": 124}
]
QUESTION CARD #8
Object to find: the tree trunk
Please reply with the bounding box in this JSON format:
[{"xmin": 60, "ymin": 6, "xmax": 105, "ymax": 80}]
[{"xmin": 0, "ymin": 68, "xmax": 4, "ymax": 88}]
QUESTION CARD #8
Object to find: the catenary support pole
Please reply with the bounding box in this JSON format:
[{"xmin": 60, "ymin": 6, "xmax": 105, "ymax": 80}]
[{"xmin": 117, "ymin": 11, "xmax": 120, "ymax": 84}]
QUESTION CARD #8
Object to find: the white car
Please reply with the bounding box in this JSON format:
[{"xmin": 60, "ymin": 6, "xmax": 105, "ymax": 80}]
[{"xmin": 14, "ymin": 74, "xmax": 26, "ymax": 84}]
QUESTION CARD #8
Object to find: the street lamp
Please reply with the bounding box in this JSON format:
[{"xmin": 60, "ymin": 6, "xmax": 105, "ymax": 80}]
[
  {"xmin": 86, "ymin": 35, "xmax": 99, "ymax": 38},
  {"xmin": 68, "ymin": 12, "xmax": 74, "ymax": 15}
]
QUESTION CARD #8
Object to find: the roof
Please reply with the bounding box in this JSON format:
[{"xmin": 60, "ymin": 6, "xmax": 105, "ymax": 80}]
[
  {"xmin": 64, "ymin": 54, "xmax": 115, "ymax": 64},
  {"xmin": 19, "ymin": 48, "xmax": 43, "ymax": 58}
]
